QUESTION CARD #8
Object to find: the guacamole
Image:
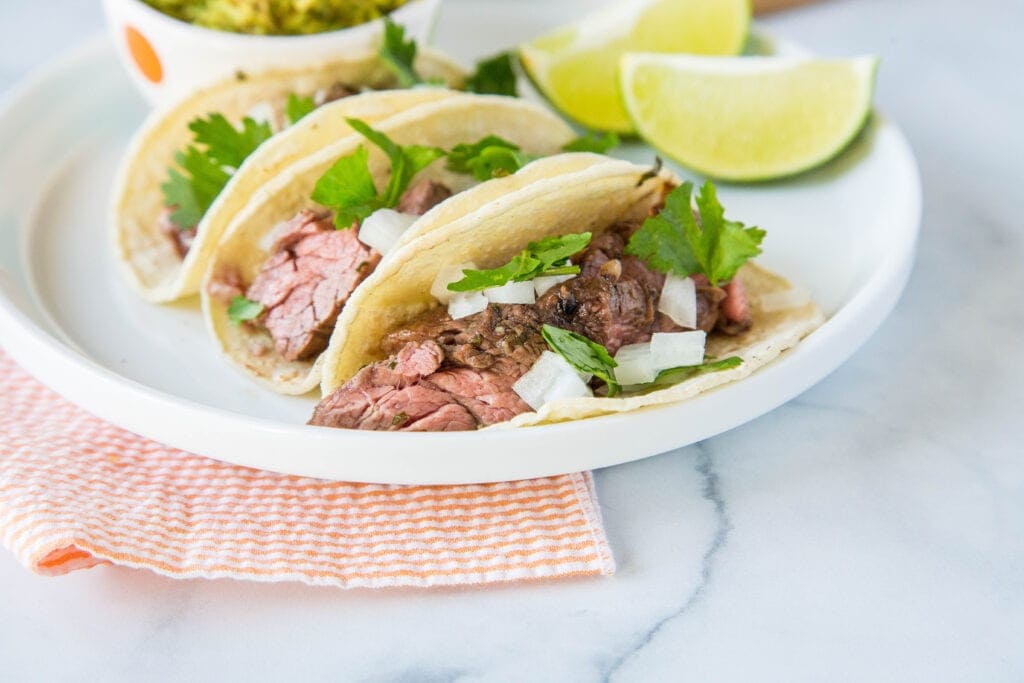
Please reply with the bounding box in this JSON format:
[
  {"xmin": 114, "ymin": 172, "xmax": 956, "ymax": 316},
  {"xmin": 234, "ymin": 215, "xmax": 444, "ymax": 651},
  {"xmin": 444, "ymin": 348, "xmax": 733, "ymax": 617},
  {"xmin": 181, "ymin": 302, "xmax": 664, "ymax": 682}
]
[{"xmin": 144, "ymin": 0, "xmax": 409, "ymax": 35}]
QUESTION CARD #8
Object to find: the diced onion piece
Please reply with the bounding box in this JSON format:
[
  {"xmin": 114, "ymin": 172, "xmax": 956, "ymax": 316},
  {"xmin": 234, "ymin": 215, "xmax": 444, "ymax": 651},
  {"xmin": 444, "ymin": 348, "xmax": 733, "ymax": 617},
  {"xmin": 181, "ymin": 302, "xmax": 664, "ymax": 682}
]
[
  {"xmin": 512, "ymin": 351, "xmax": 593, "ymax": 411},
  {"xmin": 534, "ymin": 273, "xmax": 575, "ymax": 296},
  {"xmin": 758, "ymin": 286, "xmax": 812, "ymax": 312},
  {"xmin": 613, "ymin": 343, "xmax": 656, "ymax": 385},
  {"xmin": 650, "ymin": 331, "xmax": 706, "ymax": 371},
  {"xmin": 431, "ymin": 261, "xmax": 477, "ymax": 304},
  {"xmin": 484, "ymin": 280, "xmax": 536, "ymax": 305},
  {"xmin": 448, "ymin": 291, "xmax": 488, "ymax": 320},
  {"xmin": 246, "ymin": 101, "xmax": 278, "ymax": 132},
  {"xmin": 658, "ymin": 274, "xmax": 697, "ymax": 329},
  {"xmin": 358, "ymin": 209, "xmax": 418, "ymax": 255}
]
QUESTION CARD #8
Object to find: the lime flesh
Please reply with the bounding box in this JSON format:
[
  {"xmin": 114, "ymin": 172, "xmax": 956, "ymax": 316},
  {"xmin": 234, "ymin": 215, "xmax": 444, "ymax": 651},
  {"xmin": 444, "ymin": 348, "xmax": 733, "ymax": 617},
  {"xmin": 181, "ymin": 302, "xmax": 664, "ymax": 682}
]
[
  {"xmin": 620, "ymin": 53, "xmax": 879, "ymax": 180},
  {"xmin": 520, "ymin": 0, "xmax": 750, "ymax": 133}
]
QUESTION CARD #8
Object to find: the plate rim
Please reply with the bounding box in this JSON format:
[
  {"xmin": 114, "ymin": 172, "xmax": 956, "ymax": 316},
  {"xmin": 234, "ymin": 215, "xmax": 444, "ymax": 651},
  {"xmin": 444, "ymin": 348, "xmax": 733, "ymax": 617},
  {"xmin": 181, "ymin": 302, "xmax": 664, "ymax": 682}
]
[{"xmin": 0, "ymin": 36, "xmax": 922, "ymax": 484}]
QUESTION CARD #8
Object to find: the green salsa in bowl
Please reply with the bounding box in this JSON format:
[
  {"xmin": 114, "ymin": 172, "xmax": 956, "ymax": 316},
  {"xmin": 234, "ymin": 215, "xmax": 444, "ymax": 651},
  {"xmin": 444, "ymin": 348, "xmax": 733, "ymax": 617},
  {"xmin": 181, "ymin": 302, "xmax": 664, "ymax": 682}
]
[
  {"xmin": 102, "ymin": 0, "xmax": 440, "ymax": 105},
  {"xmin": 142, "ymin": 0, "xmax": 411, "ymax": 36}
]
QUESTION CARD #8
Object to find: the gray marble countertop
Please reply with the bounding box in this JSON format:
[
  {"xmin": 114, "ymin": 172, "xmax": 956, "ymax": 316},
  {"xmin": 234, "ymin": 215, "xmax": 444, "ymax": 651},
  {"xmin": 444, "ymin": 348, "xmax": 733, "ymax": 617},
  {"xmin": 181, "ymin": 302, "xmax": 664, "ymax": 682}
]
[{"xmin": 2, "ymin": 0, "xmax": 1021, "ymax": 680}]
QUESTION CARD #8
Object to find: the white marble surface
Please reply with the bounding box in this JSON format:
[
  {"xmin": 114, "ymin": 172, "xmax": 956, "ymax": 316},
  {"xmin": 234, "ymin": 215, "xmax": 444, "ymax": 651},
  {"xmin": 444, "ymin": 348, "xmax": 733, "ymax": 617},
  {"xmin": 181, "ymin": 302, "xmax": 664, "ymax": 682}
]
[{"xmin": 2, "ymin": 0, "xmax": 1022, "ymax": 680}]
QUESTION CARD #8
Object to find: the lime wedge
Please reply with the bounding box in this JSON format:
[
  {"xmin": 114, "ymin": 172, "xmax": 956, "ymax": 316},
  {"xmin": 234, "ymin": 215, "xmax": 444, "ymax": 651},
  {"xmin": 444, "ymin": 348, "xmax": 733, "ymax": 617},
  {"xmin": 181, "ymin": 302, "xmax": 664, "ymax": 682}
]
[
  {"xmin": 520, "ymin": 0, "xmax": 750, "ymax": 133},
  {"xmin": 620, "ymin": 54, "xmax": 879, "ymax": 180}
]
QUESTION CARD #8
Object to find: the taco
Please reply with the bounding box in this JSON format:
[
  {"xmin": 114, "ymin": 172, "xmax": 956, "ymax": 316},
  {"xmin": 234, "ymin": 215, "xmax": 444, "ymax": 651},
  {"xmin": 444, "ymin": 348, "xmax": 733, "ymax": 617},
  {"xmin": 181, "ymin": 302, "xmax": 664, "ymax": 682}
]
[
  {"xmin": 311, "ymin": 155, "xmax": 825, "ymax": 431},
  {"xmin": 201, "ymin": 94, "xmax": 578, "ymax": 394},
  {"xmin": 112, "ymin": 43, "xmax": 465, "ymax": 303}
]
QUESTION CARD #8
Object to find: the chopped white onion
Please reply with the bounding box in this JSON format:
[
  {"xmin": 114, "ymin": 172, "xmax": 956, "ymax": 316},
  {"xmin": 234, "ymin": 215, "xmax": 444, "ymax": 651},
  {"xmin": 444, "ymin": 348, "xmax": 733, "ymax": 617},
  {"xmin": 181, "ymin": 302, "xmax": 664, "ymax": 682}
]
[
  {"xmin": 448, "ymin": 291, "xmax": 488, "ymax": 319},
  {"xmin": 650, "ymin": 331, "xmax": 706, "ymax": 371},
  {"xmin": 613, "ymin": 343, "xmax": 656, "ymax": 385},
  {"xmin": 358, "ymin": 209, "xmax": 418, "ymax": 255},
  {"xmin": 513, "ymin": 351, "xmax": 593, "ymax": 411},
  {"xmin": 246, "ymin": 101, "xmax": 278, "ymax": 132},
  {"xmin": 533, "ymin": 273, "xmax": 575, "ymax": 297},
  {"xmin": 431, "ymin": 261, "xmax": 477, "ymax": 304},
  {"xmin": 484, "ymin": 280, "xmax": 536, "ymax": 305},
  {"xmin": 758, "ymin": 286, "xmax": 812, "ymax": 312},
  {"xmin": 658, "ymin": 274, "xmax": 697, "ymax": 329}
]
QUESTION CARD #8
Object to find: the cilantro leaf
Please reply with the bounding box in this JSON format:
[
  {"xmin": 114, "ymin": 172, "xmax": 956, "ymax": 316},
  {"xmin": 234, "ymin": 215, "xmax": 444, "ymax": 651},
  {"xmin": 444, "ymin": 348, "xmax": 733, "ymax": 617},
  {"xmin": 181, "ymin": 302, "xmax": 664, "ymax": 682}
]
[
  {"xmin": 161, "ymin": 146, "xmax": 232, "ymax": 230},
  {"xmin": 626, "ymin": 180, "xmax": 765, "ymax": 286},
  {"xmin": 227, "ymin": 296, "xmax": 264, "ymax": 326},
  {"xmin": 446, "ymin": 135, "xmax": 519, "ymax": 173},
  {"xmin": 311, "ymin": 119, "xmax": 445, "ymax": 227},
  {"xmin": 345, "ymin": 118, "xmax": 446, "ymax": 207},
  {"xmin": 160, "ymin": 113, "xmax": 272, "ymax": 230},
  {"xmin": 445, "ymin": 135, "xmax": 536, "ymax": 180},
  {"xmin": 161, "ymin": 167, "xmax": 204, "ymax": 231},
  {"xmin": 541, "ymin": 325, "xmax": 620, "ymax": 397},
  {"xmin": 380, "ymin": 18, "xmax": 421, "ymax": 87},
  {"xmin": 465, "ymin": 52, "xmax": 518, "ymax": 96},
  {"xmin": 625, "ymin": 356, "xmax": 744, "ymax": 395},
  {"xmin": 464, "ymin": 146, "xmax": 535, "ymax": 180},
  {"xmin": 286, "ymin": 93, "xmax": 316, "ymax": 126},
  {"xmin": 562, "ymin": 131, "xmax": 620, "ymax": 154},
  {"xmin": 310, "ymin": 146, "xmax": 383, "ymax": 227},
  {"xmin": 447, "ymin": 232, "xmax": 591, "ymax": 292},
  {"xmin": 188, "ymin": 113, "xmax": 272, "ymax": 169}
]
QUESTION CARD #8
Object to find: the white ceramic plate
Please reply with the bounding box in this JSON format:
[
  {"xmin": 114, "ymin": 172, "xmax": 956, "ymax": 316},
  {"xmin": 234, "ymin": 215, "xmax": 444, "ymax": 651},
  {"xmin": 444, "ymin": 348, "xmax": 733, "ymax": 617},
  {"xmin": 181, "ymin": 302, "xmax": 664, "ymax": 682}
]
[{"xmin": 0, "ymin": 9, "xmax": 920, "ymax": 484}]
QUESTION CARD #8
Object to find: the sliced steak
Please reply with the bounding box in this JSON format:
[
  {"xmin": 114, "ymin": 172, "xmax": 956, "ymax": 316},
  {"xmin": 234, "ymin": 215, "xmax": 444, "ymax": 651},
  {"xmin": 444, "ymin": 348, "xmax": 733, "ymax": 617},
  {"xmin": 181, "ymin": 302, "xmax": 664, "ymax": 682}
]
[
  {"xmin": 206, "ymin": 265, "xmax": 245, "ymax": 305},
  {"xmin": 315, "ymin": 82, "xmax": 358, "ymax": 106},
  {"xmin": 536, "ymin": 223, "xmax": 665, "ymax": 354},
  {"xmin": 309, "ymin": 341, "xmax": 478, "ymax": 431},
  {"xmin": 423, "ymin": 368, "xmax": 532, "ymax": 425},
  {"xmin": 381, "ymin": 304, "xmax": 546, "ymax": 377},
  {"xmin": 312, "ymin": 305, "xmax": 546, "ymax": 432},
  {"xmin": 537, "ymin": 275, "xmax": 657, "ymax": 355},
  {"xmin": 246, "ymin": 209, "xmax": 380, "ymax": 362},
  {"xmin": 159, "ymin": 206, "xmax": 197, "ymax": 259},
  {"xmin": 397, "ymin": 179, "xmax": 453, "ymax": 215},
  {"xmin": 717, "ymin": 277, "xmax": 752, "ymax": 335},
  {"xmin": 312, "ymin": 382, "xmax": 476, "ymax": 431}
]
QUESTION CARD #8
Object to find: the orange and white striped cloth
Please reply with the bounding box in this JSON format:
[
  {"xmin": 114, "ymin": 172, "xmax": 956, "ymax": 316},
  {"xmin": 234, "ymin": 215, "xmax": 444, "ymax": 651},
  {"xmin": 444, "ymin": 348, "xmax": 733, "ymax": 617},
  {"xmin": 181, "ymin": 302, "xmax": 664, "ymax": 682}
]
[{"xmin": 0, "ymin": 351, "xmax": 614, "ymax": 588}]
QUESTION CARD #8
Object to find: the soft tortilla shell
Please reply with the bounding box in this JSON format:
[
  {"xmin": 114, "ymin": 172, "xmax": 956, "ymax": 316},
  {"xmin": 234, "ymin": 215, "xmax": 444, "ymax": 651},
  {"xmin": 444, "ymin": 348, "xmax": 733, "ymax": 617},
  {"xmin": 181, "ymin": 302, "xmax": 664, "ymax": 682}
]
[
  {"xmin": 204, "ymin": 96, "xmax": 578, "ymax": 394},
  {"xmin": 112, "ymin": 50, "xmax": 463, "ymax": 303},
  {"xmin": 320, "ymin": 159, "xmax": 824, "ymax": 427},
  {"xmin": 320, "ymin": 156, "xmax": 672, "ymax": 394}
]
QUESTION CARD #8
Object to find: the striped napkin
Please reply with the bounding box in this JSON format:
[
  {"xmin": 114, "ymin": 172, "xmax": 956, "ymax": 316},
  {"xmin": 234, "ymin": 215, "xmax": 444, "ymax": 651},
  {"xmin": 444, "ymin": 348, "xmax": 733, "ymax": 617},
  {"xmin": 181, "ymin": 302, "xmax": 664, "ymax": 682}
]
[{"xmin": 0, "ymin": 351, "xmax": 614, "ymax": 588}]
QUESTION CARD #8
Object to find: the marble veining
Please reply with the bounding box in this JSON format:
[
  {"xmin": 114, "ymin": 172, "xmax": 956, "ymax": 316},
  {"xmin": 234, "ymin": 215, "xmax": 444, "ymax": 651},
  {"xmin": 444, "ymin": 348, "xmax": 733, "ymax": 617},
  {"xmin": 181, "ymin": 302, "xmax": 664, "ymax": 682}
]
[
  {"xmin": 603, "ymin": 445, "xmax": 731, "ymax": 681},
  {"xmin": 2, "ymin": 0, "xmax": 1023, "ymax": 680}
]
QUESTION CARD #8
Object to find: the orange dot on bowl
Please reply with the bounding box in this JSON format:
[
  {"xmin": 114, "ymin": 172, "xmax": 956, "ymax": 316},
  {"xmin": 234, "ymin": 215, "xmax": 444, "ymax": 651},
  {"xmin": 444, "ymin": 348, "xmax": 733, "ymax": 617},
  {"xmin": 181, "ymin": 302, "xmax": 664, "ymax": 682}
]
[{"xmin": 125, "ymin": 25, "xmax": 163, "ymax": 84}]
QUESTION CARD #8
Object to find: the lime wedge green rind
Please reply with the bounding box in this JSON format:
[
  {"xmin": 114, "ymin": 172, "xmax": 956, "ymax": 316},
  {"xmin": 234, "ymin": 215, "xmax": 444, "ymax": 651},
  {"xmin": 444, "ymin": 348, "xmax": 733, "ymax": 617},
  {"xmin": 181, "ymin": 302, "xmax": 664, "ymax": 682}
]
[
  {"xmin": 520, "ymin": 0, "xmax": 751, "ymax": 133},
  {"xmin": 619, "ymin": 54, "xmax": 879, "ymax": 181}
]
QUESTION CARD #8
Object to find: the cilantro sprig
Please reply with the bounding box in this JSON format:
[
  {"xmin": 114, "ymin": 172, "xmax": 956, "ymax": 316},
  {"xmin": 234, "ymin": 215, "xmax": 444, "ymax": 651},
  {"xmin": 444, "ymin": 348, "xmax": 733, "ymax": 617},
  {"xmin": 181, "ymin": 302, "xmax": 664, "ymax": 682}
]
[
  {"xmin": 634, "ymin": 357, "xmax": 744, "ymax": 394},
  {"xmin": 626, "ymin": 181, "xmax": 765, "ymax": 287},
  {"xmin": 447, "ymin": 233, "xmax": 591, "ymax": 292},
  {"xmin": 446, "ymin": 135, "xmax": 533, "ymax": 180},
  {"xmin": 541, "ymin": 325, "xmax": 620, "ymax": 397},
  {"xmin": 562, "ymin": 131, "xmax": 620, "ymax": 154},
  {"xmin": 380, "ymin": 18, "xmax": 421, "ymax": 87},
  {"xmin": 161, "ymin": 114, "xmax": 273, "ymax": 230},
  {"xmin": 227, "ymin": 296, "xmax": 264, "ymax": 326},
  {"xmin": 444, "ymin": 132, "xmax": 620, "ymax": 181},
  {"xmin": 286, "ymin": 93, "xmax": 316, "ymax": 126},
  {"xmin": 311, "ymin": 118, "xmax": 445, "ymax": 227},
  {"xmin": 465, "ymin": 52, "xmax": 518, "ymax": 96}
]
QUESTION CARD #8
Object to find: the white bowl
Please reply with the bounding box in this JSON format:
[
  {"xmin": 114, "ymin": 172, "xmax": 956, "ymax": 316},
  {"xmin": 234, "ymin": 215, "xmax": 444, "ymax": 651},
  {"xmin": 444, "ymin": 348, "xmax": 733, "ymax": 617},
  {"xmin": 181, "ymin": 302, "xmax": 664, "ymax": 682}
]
[{"xmin": 101, "ymin": 0, "xmax": 442, "ymax": 107}]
